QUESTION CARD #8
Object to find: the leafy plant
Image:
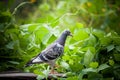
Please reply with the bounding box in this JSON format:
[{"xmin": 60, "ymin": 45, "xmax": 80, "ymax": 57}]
[
  {"xmin": 23, "ymin": 25, "xmax": 120, "ymax": 80},
  {"xmin": 0, "ymin": 0, "xmax": 120, "ymax": 80}
]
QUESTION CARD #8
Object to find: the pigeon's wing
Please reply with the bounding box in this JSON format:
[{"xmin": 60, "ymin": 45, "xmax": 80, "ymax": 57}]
[
  {"xmin": 31, "ymin": 42, "xmax": 64, "ymax": 64},
  {"xmin": 39, "ymin": 43, "xmax": 64, "ymax": 61}
]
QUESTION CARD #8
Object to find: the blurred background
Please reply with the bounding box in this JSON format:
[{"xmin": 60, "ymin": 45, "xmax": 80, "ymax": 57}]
[
  {"xmin": 0, "ymin": 0, "xmax": 120, "ymax": 80},
  {"xmin": 1, "ymin": 0, "xmax": 120, "ymax": 33}
]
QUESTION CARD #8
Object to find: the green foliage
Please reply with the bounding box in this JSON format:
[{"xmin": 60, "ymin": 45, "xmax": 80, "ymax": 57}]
[
  {"xmin": 89, "ymin": 62, "xmax": 99, "ymax": 68},
  {"xmin": 0, "ymin": 0, "xmax": 120, "ymax": 80}
]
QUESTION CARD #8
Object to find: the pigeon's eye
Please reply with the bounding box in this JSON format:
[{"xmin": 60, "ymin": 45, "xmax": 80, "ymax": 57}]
[
  {"xmin": 68, "ymin": 31, "xmax": 70, "ymax": 34},
  {"xmin": 66, "ymin": 31, "xmax": 70, "ymax": 34}
]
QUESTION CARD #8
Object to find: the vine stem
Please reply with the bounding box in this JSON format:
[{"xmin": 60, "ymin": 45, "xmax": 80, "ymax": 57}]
[{"xmin": 12, "ymin": 1, "xmax": 31, "ymax": 16}]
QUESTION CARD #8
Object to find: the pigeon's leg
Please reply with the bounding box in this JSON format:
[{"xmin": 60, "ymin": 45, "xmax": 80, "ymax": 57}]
[
  {"xmin": 49, "ymin": 60, "xmax": 58, "ymax": 74},
  {"xmin": 54, "ymin": 64, "xmax": 61, "ymax": 68}
]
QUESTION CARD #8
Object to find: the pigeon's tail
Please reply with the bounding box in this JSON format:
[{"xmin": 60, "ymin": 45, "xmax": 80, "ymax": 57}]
[
  {"xmin": 25, "ymin": 57, "xmax": 43, "ymax": 67},
  {"xmin": 25, "ymin": 60, "xmax": 33, "ymax": 67},
  {"xmin": 25, "ymin": 57, "xmax": 36, "ymax": 67}
]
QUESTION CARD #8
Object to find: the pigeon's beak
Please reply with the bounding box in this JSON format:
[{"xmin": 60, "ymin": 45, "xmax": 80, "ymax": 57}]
[{"xmin": 69, "ymin": 33, "xmax": 73, "ymax": 37}]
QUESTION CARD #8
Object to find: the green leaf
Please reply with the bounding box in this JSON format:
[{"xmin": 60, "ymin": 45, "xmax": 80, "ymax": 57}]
[
  {"xmin": 82, "ymin": 68, "xmax": 97, "ymax": 74},
  {"xmin": 113, "ymin": 37, "xmax": 120, "ymax": 45},
  {"xmin": 70, "ymin": 63, "xmax": 84, "ymax": 72},
  {"xmin": 39, "ymin": 3, "xmax": 50, "ymax": 11},
  {"xmin": 92, "ymin": 29, "xmax": 105, "ymax": 38},
  {"xmin": 106, "ymin": 44, "xmax": 114, "ymax": 52},
  {"xmin": 107, "ymin": 32, "xmax": 120, "ymax": 45},
  {"xmin": 67, "ymin": 76, "xmax": 79, "ymax": 80},
  {"xmin": 66, "ymin": 72, "xmax": 74, "ymax": 77},
  {"xmin": 81, "ymin": 46, "xmax": 96, "ymax": 54},
  {"xmin": 100, "ymin": 37, "xmax": 111, "ymax": 45},
  {"xmin": 0, "ymin": 24, "xmax": 5, "ymax": 32},
  {"xmin": 0, "ymin": 11, "xmax": 11, "ymax": 23},
  {"xmin": 33, "ymin": 70, "xmax": 43, "ymax": 75},
  {"xmin": 62, "ymin": 55, "xmax": 71, "ymax": 61},
  {"xmin": 61, "ymin": 61, "xmax": 69, "ymax": 69},
  {"xmin": 116, "ymin": 46, "xmax": 120, "ymax": 52},
  {"xmin": 37, "ymin": 75, "xmax": 45, "ymax": 80},
  {"xmin": 79, "ymin": 68, "xmax": 97, "ymax": 79},
  {"xmin": 42, "ymin": 33, "xmax": 52, "ymax": 44},
  {"xmin": 73, "ymin": 29, "xmax": 89, "ymax": 41},
  {"xmin": 114, "ymin": 54, "xmax": 120, "ymax": 61},
  {"xmin": 109, "ymin": 60, "xmax": 114, "ymax": 66},
  {"xmin": 97, "ymin": 64, "xmax": 109, "ymax": 72},
  {"xmin": 47, "ymin": 34, "xmax": 56, "ymax": 44},
  {"xmin": 76, "ymin": 23, "xmax": 84, "ymax": 28},
  {"xmin": 8, "ymin": 61, "xmax": 19, "ymax": 65},
  {"xmin": 89, "ymin": 62, "xmax": 99, "ymax": 68},
  {"xmin": 35, "ymin": 26, "xmax": 49, "ymax": 44},
  {"xmin": 88, "ymin": 72, "xmax": 103, "ymax": 80},
  {"xmin": 28, "ymin": 25, "xmax": 37, "ymax": 32},
  {"xmin": 84, "ymin": 49, "xmax": 94, "ymax": 67},
  {"xmin": 83, "ymin": 34, "xmax": 97, "ymax": 47},
  {"xmin": 6, "ymin": 41, "xmax": 14, "ymax": 49}
]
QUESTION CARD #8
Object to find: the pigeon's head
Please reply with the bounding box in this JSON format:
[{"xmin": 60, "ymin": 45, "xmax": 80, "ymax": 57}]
[
  {"xmin": 64, "ymin": 30, "xmax": 72, "ymax": 37},
  {"xmin": 56, "ymin": 30, "xmax": 72, "ymax": 45}
]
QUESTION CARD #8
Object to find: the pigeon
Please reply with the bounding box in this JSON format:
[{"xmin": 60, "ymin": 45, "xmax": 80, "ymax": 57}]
[{"xmin": 25, "ymin": 30, "xmax": 72, "ymax": 73}]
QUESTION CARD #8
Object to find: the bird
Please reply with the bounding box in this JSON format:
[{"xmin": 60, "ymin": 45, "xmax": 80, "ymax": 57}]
[{"xmin": 25, "ymin": 30, "xmax": 72, "ymax": 74}]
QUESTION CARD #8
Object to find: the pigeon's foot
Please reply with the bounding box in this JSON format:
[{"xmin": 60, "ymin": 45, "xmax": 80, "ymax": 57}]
[
  {"xmin": 55, "ymin": 64, "xmax": 61, "ymax": 68},
  {"xmin": 49, "ymin": 69, "xmax": 58, "ymax": 74}
]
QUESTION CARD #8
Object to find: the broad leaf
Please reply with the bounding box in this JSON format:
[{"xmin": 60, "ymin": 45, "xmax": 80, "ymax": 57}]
[
  {"xmin": 61, "ymin": 61, "xmax": 69, "ymax": 69},
  {"xmin": 106, "ymin": 44, "xmax": 114, "ymax": 52},
  {"xmin": 114, "ymin": 54, "xmax": 120, "ymax": 61},
  {"xmin": 89, "ymin": 62, "xmax": 99, "ymax": 68},
  {"xmin": 84, "ymin": 49, "xmax": 94, "ymax": 67},
  {"xmin": 74, "ymin": 29, "xmax": 89, "ymax": 41},
  {"xmin": 97, "ymin": 64, "xmax": 109, "ymax": 72}
]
